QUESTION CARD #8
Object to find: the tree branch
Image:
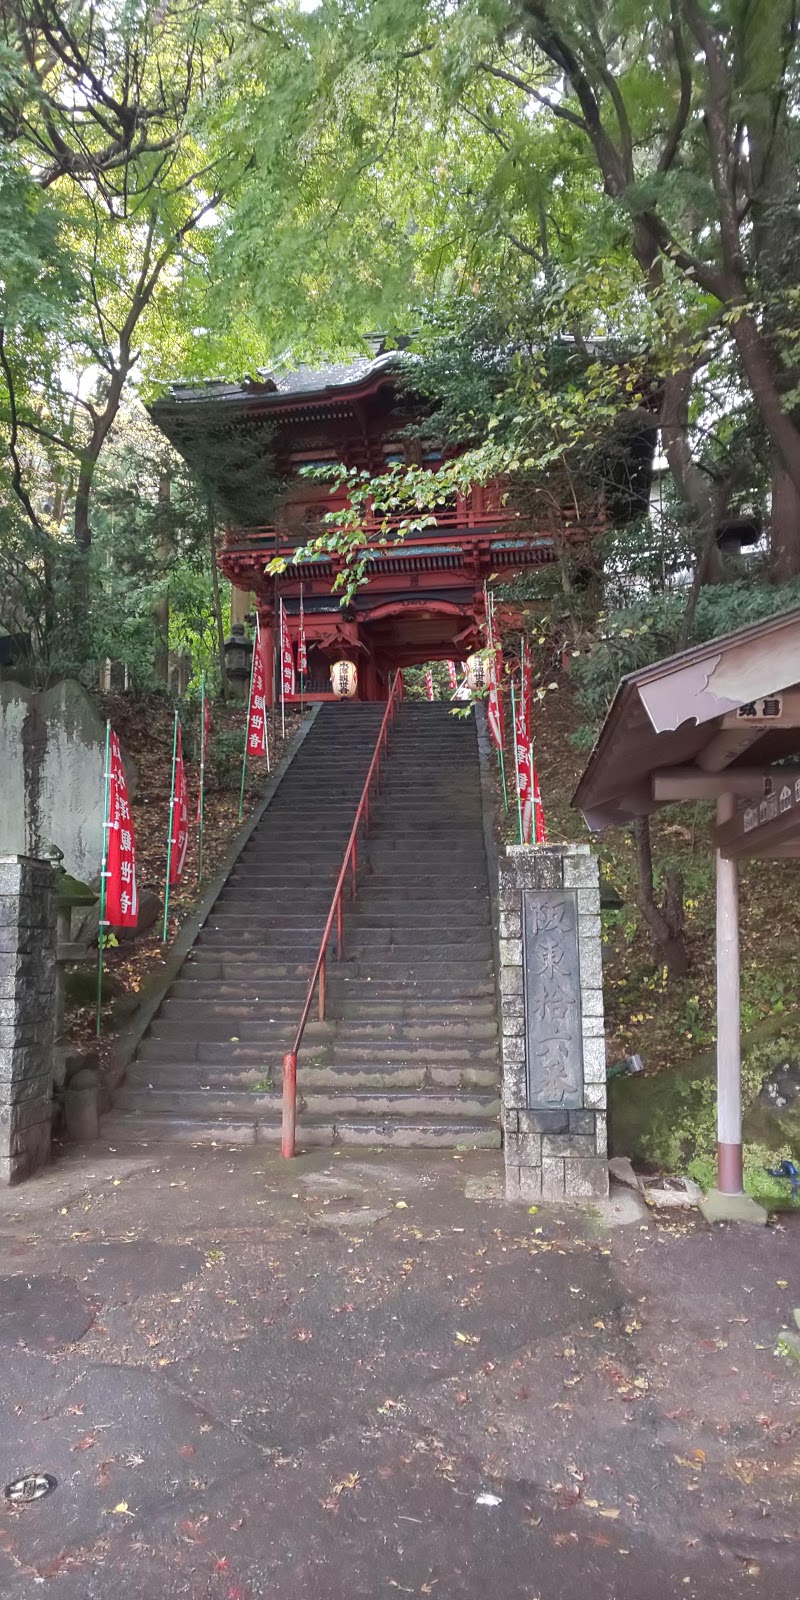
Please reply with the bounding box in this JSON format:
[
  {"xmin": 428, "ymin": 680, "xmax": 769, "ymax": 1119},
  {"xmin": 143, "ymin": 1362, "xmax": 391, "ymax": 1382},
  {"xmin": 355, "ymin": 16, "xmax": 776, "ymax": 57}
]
[
  {"xmin": 658, "ymin": 0, "xmax": 693, "ymax": 172},
  {"xmin": 475, "ymin": 57, "xmax": 588, "ymax": 129},
  {"xmin": 0, "ymin": 326, "xmax": 47, "ymax": 534}
]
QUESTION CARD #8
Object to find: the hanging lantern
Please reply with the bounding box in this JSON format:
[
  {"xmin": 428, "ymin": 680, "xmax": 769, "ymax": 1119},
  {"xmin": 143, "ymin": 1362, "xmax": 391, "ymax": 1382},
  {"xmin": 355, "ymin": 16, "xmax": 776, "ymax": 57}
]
[
  {"xmin": 330, "ymin": 659, "xmax": 358, "ymax": 699},
  {"xmin": 465, "ymin": 652, "xmax": 488, "ymax": 693}
]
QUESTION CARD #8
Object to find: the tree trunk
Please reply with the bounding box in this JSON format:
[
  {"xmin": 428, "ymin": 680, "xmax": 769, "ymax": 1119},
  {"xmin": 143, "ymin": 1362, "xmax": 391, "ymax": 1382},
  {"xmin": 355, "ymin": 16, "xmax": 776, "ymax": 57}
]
[
  {"xmin": 728, "ymin": 309, "xmax": 800, "ymax": 503},
  {"xmin": 153, "ymin": 471, "xmax": 172, "ymax": 684},
  {"xmin": 632, "ymin": 815, "xmax": 690, "ymax": 977},
  {"xmin": 208, "ymin": 508, "xmax": 230, "ymax": 699},
  {"xmin": 769, "ymin": 460, "xmax": 800, "ymax": 583}
]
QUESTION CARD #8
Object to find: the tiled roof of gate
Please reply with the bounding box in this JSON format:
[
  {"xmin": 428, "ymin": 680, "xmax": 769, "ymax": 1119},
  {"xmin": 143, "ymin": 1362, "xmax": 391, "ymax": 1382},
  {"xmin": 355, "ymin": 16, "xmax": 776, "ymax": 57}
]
[{"xmin": 160, "ymin": 352, "xmax": 400, "ymax": 407}]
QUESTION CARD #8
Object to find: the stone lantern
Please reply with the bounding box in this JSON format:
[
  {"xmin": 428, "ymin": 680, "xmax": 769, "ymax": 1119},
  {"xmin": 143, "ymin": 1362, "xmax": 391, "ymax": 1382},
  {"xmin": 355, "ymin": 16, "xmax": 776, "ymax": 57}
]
[{"xmin": 223, "ymin": 623, "xmax": 254, "ymax": 701}]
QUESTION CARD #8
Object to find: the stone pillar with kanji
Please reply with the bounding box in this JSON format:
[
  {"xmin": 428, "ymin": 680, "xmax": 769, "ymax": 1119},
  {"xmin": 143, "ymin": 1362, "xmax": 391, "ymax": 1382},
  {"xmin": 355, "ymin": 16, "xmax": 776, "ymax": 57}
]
[{"xmin": 499, "ymin": 844, "xmax": 608, "ymax": 1202}]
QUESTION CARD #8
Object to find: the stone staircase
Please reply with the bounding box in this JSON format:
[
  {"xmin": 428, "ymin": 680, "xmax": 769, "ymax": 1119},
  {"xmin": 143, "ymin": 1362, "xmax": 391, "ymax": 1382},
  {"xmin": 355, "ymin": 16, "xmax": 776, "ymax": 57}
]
[{"xmin": 103, "ymin": 700, "xmax": 501, "ymax": 1149}]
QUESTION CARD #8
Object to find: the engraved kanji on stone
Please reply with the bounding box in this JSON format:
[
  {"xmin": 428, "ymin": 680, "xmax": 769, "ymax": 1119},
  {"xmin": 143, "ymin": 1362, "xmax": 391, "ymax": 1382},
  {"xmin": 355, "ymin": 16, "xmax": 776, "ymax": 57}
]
[
  {"xmin": 537, "ymin": 1039, "xmax": 573, "ymax": 1102},
  {"xmin": 523, "ymin": 889, "xmax": 584, "ymax": 1111}
]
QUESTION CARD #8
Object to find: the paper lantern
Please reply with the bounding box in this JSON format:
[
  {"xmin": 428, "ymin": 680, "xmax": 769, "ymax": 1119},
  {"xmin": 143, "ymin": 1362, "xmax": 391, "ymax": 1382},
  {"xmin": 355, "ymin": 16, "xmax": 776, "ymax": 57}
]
[
  {"xmin": 330, "ymin": 659, "xmax": 358, "ymax": 698},
  {"xmin": 464, "ymin": 652, "xmax": 488, "ymax": 692}
]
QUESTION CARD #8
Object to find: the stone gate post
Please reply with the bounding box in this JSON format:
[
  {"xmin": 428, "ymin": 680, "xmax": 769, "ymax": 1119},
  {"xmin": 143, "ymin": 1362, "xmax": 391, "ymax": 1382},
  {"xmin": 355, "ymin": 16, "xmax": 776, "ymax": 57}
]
[
  {"xmin": 498, "ymin": 844, "xmax": 608, "ymax": 1202},
  {"xmin": 0, "ymin": 856, "xmax": 56, "ymax": 1184}
]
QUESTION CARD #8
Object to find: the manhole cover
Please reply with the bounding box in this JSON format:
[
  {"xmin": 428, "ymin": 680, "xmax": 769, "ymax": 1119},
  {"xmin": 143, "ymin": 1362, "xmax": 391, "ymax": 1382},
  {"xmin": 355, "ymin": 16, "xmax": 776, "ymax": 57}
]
[{"xmin": 4, "ymin": 1473, "xmax": 57, "ymax": 1504}]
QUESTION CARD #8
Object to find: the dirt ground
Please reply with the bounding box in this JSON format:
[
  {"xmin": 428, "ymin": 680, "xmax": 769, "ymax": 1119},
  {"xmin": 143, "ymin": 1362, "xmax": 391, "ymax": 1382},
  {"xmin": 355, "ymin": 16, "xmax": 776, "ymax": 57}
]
[{"xmin": 1, "ymin": 1144, "xmax": 798, "ymax": 1599}]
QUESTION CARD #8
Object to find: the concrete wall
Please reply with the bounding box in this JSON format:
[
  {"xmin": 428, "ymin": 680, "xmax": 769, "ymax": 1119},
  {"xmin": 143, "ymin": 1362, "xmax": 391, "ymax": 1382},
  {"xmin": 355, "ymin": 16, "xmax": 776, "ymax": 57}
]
[{"xmin": 0, "ymin": 681, "xmax": 108, "ymax": 883}]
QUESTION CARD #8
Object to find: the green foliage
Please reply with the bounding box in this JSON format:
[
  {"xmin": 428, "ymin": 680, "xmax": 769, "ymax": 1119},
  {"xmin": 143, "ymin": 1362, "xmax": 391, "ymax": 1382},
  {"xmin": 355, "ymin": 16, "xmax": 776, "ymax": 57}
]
[
  {"xmin": 570, "ymin": 580, "xmax": 800, "ymax": 741},
  {"xmin": 210, "ymin": 726, "xmax": 247, "ymax": 789},
  {"xmin": 401, "ymin": 662, "xmax": 455, "ymax": 701},
  {"xmin": 611, "ymin": 1024, "xmax": 800, "ymax": 1203}
]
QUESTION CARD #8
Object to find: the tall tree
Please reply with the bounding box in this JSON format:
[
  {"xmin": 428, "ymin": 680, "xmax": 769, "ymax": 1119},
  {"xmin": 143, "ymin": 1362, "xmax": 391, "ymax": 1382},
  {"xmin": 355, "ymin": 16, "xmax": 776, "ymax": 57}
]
[
  {"xmin": 0, "ymin": 0, "xmax": 242, "ymax": 643},
  {"xmin": 224, "ymin": 0, "xmax": 800, "ymax": 577}
]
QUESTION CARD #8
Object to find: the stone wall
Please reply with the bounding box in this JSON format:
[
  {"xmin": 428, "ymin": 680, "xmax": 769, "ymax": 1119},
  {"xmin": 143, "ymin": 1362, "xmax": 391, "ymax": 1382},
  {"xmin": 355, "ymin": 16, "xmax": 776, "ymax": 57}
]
[
  {"xmin": 0, "ymin": 856, "xmax": 56, "ymax": 1184},
  {"xmin": 0, "ymin": 680, "xmax": 111, "ymax": 882},
  {"xmin": 499, "ymin": 844, "xmax": 608, "ymax": 1202}
]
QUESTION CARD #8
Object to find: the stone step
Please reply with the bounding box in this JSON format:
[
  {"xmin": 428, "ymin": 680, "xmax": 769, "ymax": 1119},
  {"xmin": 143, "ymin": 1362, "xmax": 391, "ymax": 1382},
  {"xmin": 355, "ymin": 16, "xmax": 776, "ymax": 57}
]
[
  {"xmin": 344, "ymin": 926, "xmax": 492, "ymax": 947},
  {"xmin": 346, "ymin": 910, "xmax": 490, "ymax": 928},
  {"xmin": 150, "ymin": 1003, "xmax": 332, "ymax": 1031},
  {"xmin": 331, "ymin": 998, "xmax": 497, "ymax": 1020},
  {"xmin": 126, "ymin": 1058, "xmax": 499, "ymax": 1092},
  {"xmin": 328, "ymin": 1016, "xmax": 498, "ymax": 1042},
  {"xmin": 326, "ymin": 1043, "xmax": 498, "ymax": 1069},
  {"xmin": 114, "ymin": 1084, "xmax": 499, "ymax": 1121},
  {"xmin": 181, "ymin": 960, "xmax": 315, "ymax": 982},
  {"xmin": 100, "ymin": 1111, "xmax": 501, "ymax": 1150},
  {"xmin": 333, "ymin": 960, "xmax": 496, "ymax": 979},
  {"xmin": 168, "ymin": 976, "xmax": 311, "ymax": 998},
  {"xmin": 195, "ymin": 929, "xmax": 324, "ymax": 948}
]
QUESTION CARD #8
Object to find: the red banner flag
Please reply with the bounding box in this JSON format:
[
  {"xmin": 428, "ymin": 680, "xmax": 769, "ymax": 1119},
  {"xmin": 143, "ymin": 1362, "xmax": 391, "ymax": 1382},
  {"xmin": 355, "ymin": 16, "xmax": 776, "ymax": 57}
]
[
  {"xmin": 246, "ymin": 621, "xmax": 268, "ymax": 759},
  {"xmin": 168, "ymin": 721, "xmax": 190, "ymax": 885},
  {"xmin": 533, "ymin": 763, "xmax": 547, "ymax": 844},
  {"xmin": 447, "ymin": 660, "xmax": 458, "ymax": 691},
  {"xmin": 281, "ymin": 602, "xmax": 295, "ymax": 697},
  {"xmin": 298, "ymin": 589, "xmax": 307, "ymax": 676},
  {"xmin": 425, "ymin": 670, "xmax": 435, "ymax": 701},
  {"xmin": 487, "ymin": 647, "xmax": 505, "ymax": 751},
  {"xmin": 515, "ymin": 662, "xmax": 533, "ymax": 845},
  {"xmin": 105, "ymin": 731, "xmax": 138, "ymax": 927}
]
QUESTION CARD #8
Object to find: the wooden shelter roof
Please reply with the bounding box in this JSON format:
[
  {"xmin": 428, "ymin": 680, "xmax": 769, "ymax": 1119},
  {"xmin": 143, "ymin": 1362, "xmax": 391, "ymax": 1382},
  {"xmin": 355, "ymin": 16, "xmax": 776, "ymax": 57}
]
[{"xmin": 572, "ymin": 607, "xmax": 800, "ymax": 858}]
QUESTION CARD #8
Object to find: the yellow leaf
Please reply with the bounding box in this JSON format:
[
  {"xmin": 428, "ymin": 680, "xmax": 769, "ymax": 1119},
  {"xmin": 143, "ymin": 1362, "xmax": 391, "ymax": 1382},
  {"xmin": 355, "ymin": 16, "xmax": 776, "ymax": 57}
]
[
  {"xmin": 394, "ymin": 1201, "xmax": 408, "ymax": 1209},
  {"xmin": 528, "ymin": 1205, "xmax": 538, "ymax": 1214}
]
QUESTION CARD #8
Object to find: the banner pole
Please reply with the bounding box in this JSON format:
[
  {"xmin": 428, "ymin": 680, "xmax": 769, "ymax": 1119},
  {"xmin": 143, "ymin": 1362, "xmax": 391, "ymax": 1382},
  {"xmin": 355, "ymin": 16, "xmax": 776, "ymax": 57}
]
[
  {"xmin": 299, "ymin": 583, "xmax": 305, "ymax": 714},
  {"xmin": 162, "ymin": 709, "xmax": 179, "ymax": 943},
  {"xmin": 510, "ymin": 679, "xmax": 524, "ymax": 844},
  {"xmin": 280, "ymin": 597, "xmax": 286, "ymax": 740},
  {"xmin": 95, "ymin": 719, "xmax": 112, "ymax": 1036},
  {"xmin": 198, "ymin": 671, "xmax": 206, "ymax": 882},
  {"xmin": 238, "ymin": 630, "xmax": 257, "ymax": 823}
]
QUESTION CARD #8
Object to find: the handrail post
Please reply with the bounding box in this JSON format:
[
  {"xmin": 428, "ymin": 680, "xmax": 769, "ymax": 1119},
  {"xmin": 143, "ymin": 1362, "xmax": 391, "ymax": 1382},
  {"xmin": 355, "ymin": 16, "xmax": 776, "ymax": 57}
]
[
  {"xmin": 319, "ymin": 950, "xmax": 326, "ymax": 1020},
  {"xmin": 336, "ymin": 892, "xmax": 344, "ymax": 959},
  {"xmin": 352, "ymin": 837, "xmax": 358, "ymax": 895},
  {"xmin": 281, "ymin": 1053, "xmax": 297, "ymax": 1159}
]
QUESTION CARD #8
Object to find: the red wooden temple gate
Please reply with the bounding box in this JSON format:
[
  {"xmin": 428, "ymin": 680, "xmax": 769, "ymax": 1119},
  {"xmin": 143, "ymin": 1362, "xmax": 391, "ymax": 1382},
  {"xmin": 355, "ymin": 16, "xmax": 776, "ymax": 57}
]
[{"xmin": 151, "ymin": 351, "xmax": 629, "ymax": 699}]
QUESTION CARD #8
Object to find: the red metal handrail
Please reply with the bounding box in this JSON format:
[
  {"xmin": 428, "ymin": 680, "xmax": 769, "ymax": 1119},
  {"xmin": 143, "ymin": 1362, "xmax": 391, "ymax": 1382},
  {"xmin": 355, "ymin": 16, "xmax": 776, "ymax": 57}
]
[{"xmin": 280, "ymin": 672, "xmax": 403, "ymax": 1157}]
